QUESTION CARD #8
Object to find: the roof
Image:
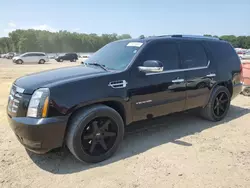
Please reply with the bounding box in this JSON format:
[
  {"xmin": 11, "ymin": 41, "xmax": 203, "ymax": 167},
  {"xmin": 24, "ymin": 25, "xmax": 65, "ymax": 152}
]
[{"xmin": 119, "ymin": 34, "xmax": 223, "ymax": 43}]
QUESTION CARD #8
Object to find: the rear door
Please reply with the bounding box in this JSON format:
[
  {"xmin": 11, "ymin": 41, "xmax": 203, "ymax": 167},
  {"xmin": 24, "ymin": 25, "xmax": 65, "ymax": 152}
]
[
  {"xmin": 63, "ymin": 54, "xmax": 69, "ymax": 60},
  {"xmin": 178, "ymin": 41, "xmax": 216, "ymax": 110},
  {"xmin": 22, "ymin": 53, "xmax": 33, "ymax": 63},
  {"xmin": 33, "ymin": 53, "xmax": 41, "ymax": 62}
]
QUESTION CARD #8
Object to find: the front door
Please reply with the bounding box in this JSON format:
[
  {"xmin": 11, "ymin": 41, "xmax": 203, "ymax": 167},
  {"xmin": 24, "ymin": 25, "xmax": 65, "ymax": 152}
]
[{"xmin": 128, "ymin": 40, "xmax": 186, "ymax": 122}]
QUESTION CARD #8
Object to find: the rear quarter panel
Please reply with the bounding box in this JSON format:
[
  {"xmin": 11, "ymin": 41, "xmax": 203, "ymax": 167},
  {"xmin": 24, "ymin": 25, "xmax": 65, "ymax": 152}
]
[{"xmin": 206, "ymin": 40, "xmax": 242, "ymax": 98}]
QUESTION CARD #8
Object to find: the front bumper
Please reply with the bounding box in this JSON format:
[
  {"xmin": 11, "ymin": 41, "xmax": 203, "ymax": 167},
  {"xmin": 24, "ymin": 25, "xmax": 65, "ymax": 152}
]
[{"xmin": 8, "ymin": 115, "xmax": 68, "ymax": 154}]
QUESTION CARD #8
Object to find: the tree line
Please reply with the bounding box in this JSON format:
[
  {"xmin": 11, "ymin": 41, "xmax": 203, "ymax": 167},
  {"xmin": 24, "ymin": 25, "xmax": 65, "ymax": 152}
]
[
  {"xmin": 0, "ymin": 30, "xmax": 132, "ymax": 54},
  {"xmin": 0, "ymin": 30, "xmax": 249, "ymax": 54}
]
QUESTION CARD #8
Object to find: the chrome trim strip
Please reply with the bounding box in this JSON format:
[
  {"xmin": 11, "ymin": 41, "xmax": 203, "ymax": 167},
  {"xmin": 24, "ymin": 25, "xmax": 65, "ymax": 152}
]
[
  {"xmin": 206, "ymin": 73, "xmax": 216, "ymax": 77},
  {"xmin": 138, "ymin": 66, "xmax": 163, "ymax": 73},
  {"xmin": 172, "ymin": 79, "xmax": 185, "ymax": 83},
  {"xmin": 108, "ymin": 80, "xmax": 128, "ymax": 89},
  {"xmin": 146, "ymin": 61, "xmax": 210, "ymax": 76}
]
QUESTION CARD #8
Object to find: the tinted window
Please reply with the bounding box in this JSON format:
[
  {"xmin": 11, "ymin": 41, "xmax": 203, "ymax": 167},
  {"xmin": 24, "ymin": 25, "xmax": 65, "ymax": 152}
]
[
  {"xmin": 84, "ymin": 41, "xmax": 143, "ymax": 70},
  {"xmin": 207, "ymin": 41, "xmax": 240, "ymax": 70},
  {"xmin": 23, "ymin": 53, "xmax": 32, "ymax": 57},
  {"xmin": 179, "ymin": 42, "xmax": 208, "ymax": 69},
  {"xmin": 142, "ymin": 42, "xmax": 179, "ymax": 70}
]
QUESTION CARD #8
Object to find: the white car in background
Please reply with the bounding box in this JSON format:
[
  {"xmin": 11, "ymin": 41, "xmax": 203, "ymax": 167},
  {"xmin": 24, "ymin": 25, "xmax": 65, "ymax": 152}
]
[
  {"xmin": 242, "ymin": 51, "xmax": 250, "ymax": 60},
  {"xmin": 12, "ymin": 52, "xmax": 49, "ymax": 64},
  {"xmin": 0, "ymin": 53, "xmax": 7, "ymax": 58}
]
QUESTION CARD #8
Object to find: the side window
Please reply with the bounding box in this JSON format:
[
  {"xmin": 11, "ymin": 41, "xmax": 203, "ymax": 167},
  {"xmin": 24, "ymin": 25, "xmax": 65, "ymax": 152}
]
[
  {"xmin": 25, "ymin": 53, "xmax": 33, "ymax": 57},
  {"xmin": 142, "ymin": 42, "xmax": 179, "ymax": 70},
  {"xmin": 179, "ymin": 42, "xmax": 208, "ymax": 69}
]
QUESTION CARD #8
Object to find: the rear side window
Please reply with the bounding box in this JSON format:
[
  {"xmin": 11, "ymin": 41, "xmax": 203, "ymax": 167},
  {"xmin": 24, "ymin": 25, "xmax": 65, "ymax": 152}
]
[
  {"xmin": 207, "ymin": 41, "xmax": 240, "ymax": 70},
  {"xmin": 142, "ymin": 42, "xmax": 179, "ymax": 70},
  {"xmin": 179, "ymin": 42, "xmax": 208, "ymax": 69},
  {"xmin": 23, "ymin": 53, "xmax": 32, "ymax": 57}
]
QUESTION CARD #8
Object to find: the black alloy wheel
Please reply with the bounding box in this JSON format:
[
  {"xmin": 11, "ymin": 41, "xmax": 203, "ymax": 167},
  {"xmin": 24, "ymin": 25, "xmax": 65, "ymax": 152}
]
[
  {"xmin": 213, "ymin": 92, "xmax": 229, "ymax": 118},
  {"xmin": 81, "ymin": 117, "xmax": 118, "ymax": 156},
  {"xmin": 66, "ymin": 104, "xmax": 124, "ymax": 163},
  {"xmin": 200, "ymin": 86, "xmax": 231, "ymax": 121}
]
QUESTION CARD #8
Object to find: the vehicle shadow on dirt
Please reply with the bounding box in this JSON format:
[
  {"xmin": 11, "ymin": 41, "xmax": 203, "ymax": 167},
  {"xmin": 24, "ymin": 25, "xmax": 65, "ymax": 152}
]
[{"xmin": 27, "ymin": 105, "xmax": 250, "ymax": 174}]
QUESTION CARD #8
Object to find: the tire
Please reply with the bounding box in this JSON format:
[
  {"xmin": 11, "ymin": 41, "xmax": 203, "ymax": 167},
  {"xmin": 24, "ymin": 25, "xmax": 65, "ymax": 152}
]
[
  {"xmin": 39, "ymin": 59, "xmax": 45, "ymax": 64},
  {"xmin": 16, "ymin": 59, "xmax": 23, "ymax": 64},
  {"xmin": 66, "ymin": 104, "xmax": 124, "ymax": 163},
  {"xmin": 72, "ymin": 59, "xmax": 76, "ymax": 62},
  {"xmin": 59, "ymin": 59, "xmax": 63, "ymax": 62},
  {"xmin": 200, "ymin": 86, "xmax": 231, "ymax": 121},
  {"xmin": 242, "ymin": 87, "xmax": 250, "ymax": 96}
]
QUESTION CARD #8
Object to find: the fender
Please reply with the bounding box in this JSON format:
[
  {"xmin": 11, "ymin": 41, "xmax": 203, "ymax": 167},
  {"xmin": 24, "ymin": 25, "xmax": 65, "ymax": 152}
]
[{"xmin": 204, "ymin": 80, "xmax": 233, "ymax": 106}]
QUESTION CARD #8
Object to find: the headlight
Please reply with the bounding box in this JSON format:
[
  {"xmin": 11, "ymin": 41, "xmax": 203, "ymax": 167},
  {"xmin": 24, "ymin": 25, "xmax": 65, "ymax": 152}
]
[{"xmin": 27, "ymin": 88, "xmax": 50, "ymax": 118}]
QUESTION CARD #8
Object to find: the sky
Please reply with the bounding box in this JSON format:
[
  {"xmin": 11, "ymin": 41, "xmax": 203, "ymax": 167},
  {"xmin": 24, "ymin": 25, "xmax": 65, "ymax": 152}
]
[{"xmin": 0, "ymin": 0, "xmax": 250, "ymax": 38}]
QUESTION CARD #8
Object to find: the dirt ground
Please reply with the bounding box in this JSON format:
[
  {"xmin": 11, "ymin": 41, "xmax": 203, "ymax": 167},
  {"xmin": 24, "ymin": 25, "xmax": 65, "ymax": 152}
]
[{"xmin": 0, "ymin": 58, "xmax": 250, "ymax": 188}]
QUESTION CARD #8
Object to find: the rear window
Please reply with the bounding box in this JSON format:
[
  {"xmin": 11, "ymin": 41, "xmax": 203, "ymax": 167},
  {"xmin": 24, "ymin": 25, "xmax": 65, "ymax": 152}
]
[
  {"xmin": 179, "ymin": 42, "xmax": 208, "ymax": 69},
  {"xmin": 207, "ymin": 41, "xmax": 240, "ymax": 69}
]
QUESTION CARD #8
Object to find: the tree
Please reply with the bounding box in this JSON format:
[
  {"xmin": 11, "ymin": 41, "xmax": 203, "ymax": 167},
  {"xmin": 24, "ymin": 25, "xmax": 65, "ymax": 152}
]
[{"xmin": 0, "ymin": 30, "xmax": 249, "ymax": 54}]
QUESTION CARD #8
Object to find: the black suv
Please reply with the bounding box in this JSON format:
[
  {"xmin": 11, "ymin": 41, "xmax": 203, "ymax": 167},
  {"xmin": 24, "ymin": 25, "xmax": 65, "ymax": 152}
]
[
  {"xmin": 7, "ymin": 35, "xmax": 242, "ymax": 163},
  {"xmin": 55, "ymin": 53, "xmax": 78, "ymax": 62}
]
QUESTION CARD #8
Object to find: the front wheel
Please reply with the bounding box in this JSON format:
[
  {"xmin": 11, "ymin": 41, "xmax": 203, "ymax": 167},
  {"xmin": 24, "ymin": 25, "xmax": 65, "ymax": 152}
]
[
  {"xmin": 200, "ymin": 86, "xmax": 231, "ymax": 121},
  {"xmin": 38, "ymin": 59, "xmax": 45, "ymax": 64},
  {"xmin": 16, "ymin": 59, "xmax": 23, "ymax": 64},
  {"xmin": 66, "ymin": 105, "xmax": 124, "ymax": 163}
]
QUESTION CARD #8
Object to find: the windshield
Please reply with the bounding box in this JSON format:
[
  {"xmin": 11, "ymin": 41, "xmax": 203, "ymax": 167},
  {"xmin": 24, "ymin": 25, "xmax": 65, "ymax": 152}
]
[{"xmin": 84, "ymin": 41, "xmax": 144, "ymax": 70}]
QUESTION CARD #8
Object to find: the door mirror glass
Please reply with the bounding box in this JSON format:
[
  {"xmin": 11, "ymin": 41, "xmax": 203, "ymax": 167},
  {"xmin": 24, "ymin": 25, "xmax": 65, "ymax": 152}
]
[{"xmin": 138, "ymin": 60, "xmax": 164, "ymax": 73}]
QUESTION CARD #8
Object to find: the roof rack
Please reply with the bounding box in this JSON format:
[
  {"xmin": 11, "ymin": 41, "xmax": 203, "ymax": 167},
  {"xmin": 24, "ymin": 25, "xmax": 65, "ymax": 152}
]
[{"xmin": 171, "ymin": 34, "xmax": 220, "ymax": 40}]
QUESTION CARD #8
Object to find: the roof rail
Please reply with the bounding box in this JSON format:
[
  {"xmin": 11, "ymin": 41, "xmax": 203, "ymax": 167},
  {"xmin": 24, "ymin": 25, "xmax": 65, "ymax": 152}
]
[{"xmin": 171, "ymin": 34, "xmax": 220, "ymax": 40}]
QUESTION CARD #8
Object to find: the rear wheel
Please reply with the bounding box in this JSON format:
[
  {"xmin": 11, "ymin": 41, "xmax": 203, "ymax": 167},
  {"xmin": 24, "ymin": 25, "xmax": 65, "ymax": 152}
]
[
  {"xmin": 200, "ymin": 86, "xmax": 231, "ymax": 121},
  {"xmin": 242, "ymin": 87, "xmax": 250, "ymax": 96},
  {"xmin": 66, "ymin": 105, "xmax": 124, "ymax": 163}
]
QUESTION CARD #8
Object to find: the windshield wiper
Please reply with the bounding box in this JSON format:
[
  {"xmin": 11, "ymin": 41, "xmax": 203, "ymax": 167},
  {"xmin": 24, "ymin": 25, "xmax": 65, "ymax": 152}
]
[{"xmin": 87, "ymin": 63, "xmax": 108, "ymax": 71}]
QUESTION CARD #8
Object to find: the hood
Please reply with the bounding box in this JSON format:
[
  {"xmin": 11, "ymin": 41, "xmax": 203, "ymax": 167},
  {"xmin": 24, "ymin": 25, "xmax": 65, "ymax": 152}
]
[
  {"xmin": 13, "ymin": 56, "xmax": 20, "ymax": 60},
  {"xmin": 14, "ymin": 65, "xmax": 106, "ymax": 94}
]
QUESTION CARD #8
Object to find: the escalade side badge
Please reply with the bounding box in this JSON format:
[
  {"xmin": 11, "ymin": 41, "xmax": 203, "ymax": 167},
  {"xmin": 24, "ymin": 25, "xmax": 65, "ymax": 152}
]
[{"xmin": 108, "ymin": 80, "xmax": 128, "ymax": 88}]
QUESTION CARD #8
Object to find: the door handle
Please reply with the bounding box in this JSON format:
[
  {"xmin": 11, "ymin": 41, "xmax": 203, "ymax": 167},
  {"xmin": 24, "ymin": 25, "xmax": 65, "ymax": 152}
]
[
  {"xmin": 172, "ymin": 78, "xmax": 185, "ymax": 83},
  {"xmin": 206, "ymin": 73, "xmax": 216, "ymax": 77}
]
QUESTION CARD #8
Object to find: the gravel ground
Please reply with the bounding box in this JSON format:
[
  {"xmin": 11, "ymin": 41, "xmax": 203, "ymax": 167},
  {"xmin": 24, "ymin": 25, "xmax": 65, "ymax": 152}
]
[{"xmin": 0, "ymin": 58, "xmax": 250, "ymax": 188}]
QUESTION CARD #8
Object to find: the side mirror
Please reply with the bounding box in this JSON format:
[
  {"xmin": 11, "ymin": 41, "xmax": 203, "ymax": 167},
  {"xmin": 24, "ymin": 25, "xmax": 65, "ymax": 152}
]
[{"xmin": 138, "ymin": 60, "xmax": 164, "ymax": 73}]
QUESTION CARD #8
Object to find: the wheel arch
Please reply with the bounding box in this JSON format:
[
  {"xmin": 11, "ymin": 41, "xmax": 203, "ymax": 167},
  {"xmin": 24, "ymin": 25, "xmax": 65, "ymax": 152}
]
[
  {"xmin": 67, "ymin": 99, "xmax": 129, "ymax": 128},
  {"xmin": 216, "ymin": 80, "xmax": 233, "ymax": 97},
  {"xmin": 205, "ymin": 80, "xmax": 233, "ymax": 106}
]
